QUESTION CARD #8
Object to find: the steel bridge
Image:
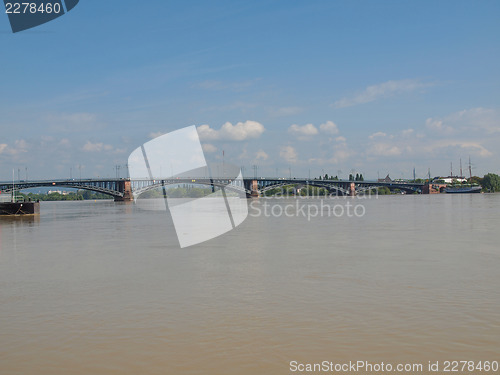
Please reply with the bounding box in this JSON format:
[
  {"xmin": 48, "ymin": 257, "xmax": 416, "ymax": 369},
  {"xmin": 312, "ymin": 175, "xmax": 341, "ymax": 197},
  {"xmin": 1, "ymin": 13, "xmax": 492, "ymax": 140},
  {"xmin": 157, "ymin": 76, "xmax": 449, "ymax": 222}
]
[
  {"xmin": 246, "ymin": 178, "xmax": 423, "ymax": 196},
  {"xmin": 0, "ymin": 179, "xmax": 134, "ymax": 201},
  {"xmin": 0, "ymin": 177, "xmax": 424, "ymax": 201}
]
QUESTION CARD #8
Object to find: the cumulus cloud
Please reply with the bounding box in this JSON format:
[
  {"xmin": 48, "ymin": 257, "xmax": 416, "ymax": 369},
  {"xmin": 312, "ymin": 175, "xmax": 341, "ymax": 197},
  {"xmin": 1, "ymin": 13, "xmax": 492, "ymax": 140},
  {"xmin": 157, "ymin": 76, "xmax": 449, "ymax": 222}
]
[
  {"xmin": 288, "ymin": 123, "xmax": 318, "ymax": 137},
  {"xmin": 330, "ymin": 142, "xmax": 354, "ymax": 163},
  {"xmin": 367, "ymin": 143, "xmax": 403, "ymax": 157},
  {"xmin": 424, "ymin": 140, "xmax": 493, "ymax": 158},
  {"xmin": 365, "ymin": 113, "xmax": 495, "ymax": 163},
  {"xmin": 202, "ymin": 143, "xmax": 217, "ymax": 153},
  {"xmin": 82, "ymin": 141, "xmax": 114, "ymax": 152},
  {"xmin": 307, "ymin": 141, "xmax": 353, "ymax": 165},
  {"xmin": 149, "ymin": 131, "xmax": 166, "ymax": 139},
  {"xmin": 426, "ymin": 118, "xmax": 454, "ymax": 134},
  {"xmin": 332, "ymin": 79, "xmax": 432, "ymax": 108},
  {"xmin": 280, "ymin": 145, "xmax": 298, "ymax": 163},
  {"xmin": 319, "ymin": 121, "xmax": 339, "ymax": 134},
  {"xmin": 197, "ymin": 121, "xmax": 265, "ymax": 141},
  {"xmin": 456, "ymin": 108, "xmax": 500, "ymax": 133},
  {"xmin": 59, "ymin": 138, "xmax": 71, "ymax": 147},
  {"xmin": 426, "ymin": 108, "xmax": 500, "ymax": 135},
  {"xmin": 369, "ymin": 132, "xmax": 387, "ymax": 139},
  {"xmin": 401, "ymin": 129, "xmax": 414, "ymax": 137},
  {"xmin": 45, "ymin": 112, "xmax": 103, "ymax": 132},
  {"xmin": 0, "ymin": 140, "xmax": 29, "ymax": 156},
  {"xmin": 288, "ymin": 120, "xmax": 340, "ymax": 139},
  {"xmin": 255, "ymin": 150, "xmax": 269, "ymax": 161}
]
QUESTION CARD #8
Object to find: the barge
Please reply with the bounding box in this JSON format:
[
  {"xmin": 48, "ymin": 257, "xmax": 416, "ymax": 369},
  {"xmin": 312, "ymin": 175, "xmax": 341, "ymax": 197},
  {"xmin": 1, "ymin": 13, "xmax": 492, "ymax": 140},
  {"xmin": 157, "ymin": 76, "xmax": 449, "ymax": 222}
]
[{"xmin": 0, "ymin": 201, "xmax": 40, "ymax": 215}]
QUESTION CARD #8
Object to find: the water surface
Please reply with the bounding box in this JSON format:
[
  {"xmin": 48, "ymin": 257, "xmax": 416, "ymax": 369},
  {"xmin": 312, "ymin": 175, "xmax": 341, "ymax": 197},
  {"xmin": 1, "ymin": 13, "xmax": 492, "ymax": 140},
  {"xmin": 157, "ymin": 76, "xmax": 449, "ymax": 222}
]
[{"xmin": 1, "ymin": 195, "xmax": 499, "ymax": 374}]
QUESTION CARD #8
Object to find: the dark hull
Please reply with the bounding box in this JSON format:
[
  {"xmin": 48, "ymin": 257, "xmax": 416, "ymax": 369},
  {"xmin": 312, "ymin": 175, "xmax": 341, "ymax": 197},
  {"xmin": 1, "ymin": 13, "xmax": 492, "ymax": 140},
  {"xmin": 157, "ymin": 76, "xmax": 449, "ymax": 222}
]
[
  {"xmin": 0, "ymin": 202, "xmax": 40, "ymax": 215},
  {"xmin": 444, "ymin": 186, "xmax": 482, "ymax": 194}
]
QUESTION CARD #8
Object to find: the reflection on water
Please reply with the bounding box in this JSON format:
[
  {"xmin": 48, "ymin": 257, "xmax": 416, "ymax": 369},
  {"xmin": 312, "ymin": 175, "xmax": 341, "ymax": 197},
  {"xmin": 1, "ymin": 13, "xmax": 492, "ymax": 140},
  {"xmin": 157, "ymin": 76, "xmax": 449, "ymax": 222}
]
[
  {"xmin": 0, "ymin": 196, "xmax": 499, "ymax": 375},
  {"xmin": 0, "ymin": 214, "xmax": 40, "ymax": 226}
]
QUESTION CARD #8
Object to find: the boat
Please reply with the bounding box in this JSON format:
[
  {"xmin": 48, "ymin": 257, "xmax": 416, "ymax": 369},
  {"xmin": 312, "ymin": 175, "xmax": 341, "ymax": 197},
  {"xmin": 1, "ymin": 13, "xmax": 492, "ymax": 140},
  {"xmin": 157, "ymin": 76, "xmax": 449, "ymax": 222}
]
[
  {"xmin": 444, "ymin": 185, "xmax": 482, "ymax": 194},
  {"xmin": 0, "ymin": 201, "xmax": 40, "ymax": 215},
  {"xmin": 0, "ymin": 170, "xmax": 40, "ymax": 215},
  {"xmin": 443, "ymin": 157, "xmax": 482, "ymax": 194}
]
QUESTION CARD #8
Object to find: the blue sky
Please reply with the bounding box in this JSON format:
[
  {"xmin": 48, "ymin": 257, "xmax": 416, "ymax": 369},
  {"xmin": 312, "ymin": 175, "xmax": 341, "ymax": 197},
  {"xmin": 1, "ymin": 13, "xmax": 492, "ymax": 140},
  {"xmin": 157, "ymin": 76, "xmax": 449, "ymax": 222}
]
[{"xmin": 1, "ymin": 0, "xmax": 499, "ymax": 180}]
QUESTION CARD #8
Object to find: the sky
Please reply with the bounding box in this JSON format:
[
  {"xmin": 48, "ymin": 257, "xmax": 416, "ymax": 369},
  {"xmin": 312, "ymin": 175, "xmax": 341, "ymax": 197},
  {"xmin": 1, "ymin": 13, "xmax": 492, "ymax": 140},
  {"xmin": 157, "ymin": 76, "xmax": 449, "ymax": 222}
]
[{"xmin": 1, "ymin": 0, "xmax": 499, "ymax": 181}]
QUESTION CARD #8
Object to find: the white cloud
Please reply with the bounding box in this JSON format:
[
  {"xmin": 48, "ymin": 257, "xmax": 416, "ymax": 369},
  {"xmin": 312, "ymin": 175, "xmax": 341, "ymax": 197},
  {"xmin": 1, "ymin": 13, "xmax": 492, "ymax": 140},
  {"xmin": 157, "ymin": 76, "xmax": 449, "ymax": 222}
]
[
  {"xmin": 197, "ymin": 121, "xmax": 265, "ymax": 141},
  {"xmin": 331, "ymin": 149, "xmax": 352, "ymax": 164},
  {"xmin": 456, "ymin": 108, "xmax": 500, "ymax": 133},
  {"xmin": 82, "ymin": 141, "xmax": 114, "ymax": 152},
  {"xmin": 149, "ymin": 131, "xmax": 166, "ymax": 139},
  {"xmin": 45, "ymin": 112, "xmax": 102, "ymax": 132},
  {"xmin": 14, "ymin": 139, "xmax": 28, "ymax": 151},
  {"xmin": 288, "ymin": 121, "xmax": 339, "ymax": 139},
  {"xmin": 426, "ymin": 118, "xmax": 454, "ymax": 134},
  {"xmin": 280, "ymin": 145, "xmax": 298, "ymax": 163},
  {"xmin": 202, "ymin": 143, "xmax": 217, "ymax": 153},
  {"xmin": 369, "ymin": 132, "xmax": 387, "ymax": 139},
  {"xmin": 330, "ymin": 142, "xmax": 354, "ymax": 163},
  {"xmin": 332, "ymin": 79, "xmax": 432, "ymax": 108},
  {"xmin": 427, "ymin": 108, "xmax": 500, "ymax": 135},
  {"xmin": 424, "ymin": 140, "xmax": 493, "ymax": 158},
  {"xmin": 307, "ymin": 141, "xmax": 353, "ymax": 165},
  {"xmin": 401, "ymin": 129, "xmax": 414, "ymax": 137},
  {"xmin": 319, "ymin": 120, "xmax": 339, "ymax": 134},
  {"xmin": 367, "ymin": 143, "xmax": 402, "ymax": 157},
  {"xmin": 288, "ymin": 123, "xmax": 318, "ymax": 137},
  {"xmin": 364, "ymin": 112, "xmax": 495, "ymax": 164},
  {"xmin": 255, "ymin": 150, "xmax": 268, "ymax": 161},
  {"xmin": 59, "ymin": 138, "xmax": 71, "ymax": 147},
  {"xmin": 0, "ymin": 140, "xmax": 29, "ymax": 158}
]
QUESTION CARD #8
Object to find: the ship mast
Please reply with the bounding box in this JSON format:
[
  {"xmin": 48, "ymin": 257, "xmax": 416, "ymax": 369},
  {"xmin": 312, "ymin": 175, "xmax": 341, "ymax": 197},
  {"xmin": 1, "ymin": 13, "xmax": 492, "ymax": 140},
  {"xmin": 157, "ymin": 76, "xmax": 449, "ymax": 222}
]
[
  {"xmin": 468, "ymin": 156, "xmax": 473, "ymax": 180},
  {"xmin": 12, "ymin": 168, "xmax": 15, "ymax": 203},
  {"xmin": 460, "ymin": 158, "xmax": 463, "ymax": 178}
]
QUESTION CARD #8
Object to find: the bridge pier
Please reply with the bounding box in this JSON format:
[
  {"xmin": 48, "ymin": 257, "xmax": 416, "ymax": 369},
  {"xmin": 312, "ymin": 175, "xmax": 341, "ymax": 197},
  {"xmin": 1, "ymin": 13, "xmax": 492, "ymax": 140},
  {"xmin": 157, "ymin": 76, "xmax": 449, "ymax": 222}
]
[
  {"xmin": 248, "ymin": 179, "xmax": 259, "ymax": 198},
  {"xmin": 114, "ymin": 180, "xmax": 134, "ymax": 202},
  {"xmin": 349, "ymin": 182, "xmax": 356, "ymax": 197}
]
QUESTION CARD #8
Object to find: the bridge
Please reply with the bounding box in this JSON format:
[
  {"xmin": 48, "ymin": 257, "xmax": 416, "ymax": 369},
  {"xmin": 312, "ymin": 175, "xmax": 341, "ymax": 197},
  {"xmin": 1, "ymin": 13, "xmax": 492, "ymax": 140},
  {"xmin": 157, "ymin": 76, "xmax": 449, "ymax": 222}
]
[{"xmin": 0, "ymin": 177, "xmax": 425, "ymax": 201}]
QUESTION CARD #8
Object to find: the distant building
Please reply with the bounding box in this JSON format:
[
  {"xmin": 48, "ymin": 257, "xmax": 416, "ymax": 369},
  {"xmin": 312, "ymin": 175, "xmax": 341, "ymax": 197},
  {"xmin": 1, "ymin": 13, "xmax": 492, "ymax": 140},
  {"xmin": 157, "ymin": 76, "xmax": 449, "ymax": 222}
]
[
  {"xmin": 378, "ymin": 174, "xmax": 392, "ymax": 183},
  {"xmin": 422, "ymin": 183, "xmax": 447, "ymax": 194},
  {"xmin": 433, "ymin": 176, "xmax": 467, "ymax": 183}
]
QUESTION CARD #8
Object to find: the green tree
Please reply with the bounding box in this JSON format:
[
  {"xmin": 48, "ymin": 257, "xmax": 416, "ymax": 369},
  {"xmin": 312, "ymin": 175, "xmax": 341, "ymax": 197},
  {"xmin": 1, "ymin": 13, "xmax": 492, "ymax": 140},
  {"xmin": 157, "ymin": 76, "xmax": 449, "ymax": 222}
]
[
  {"xmin": 481, "ymin": 173, "xmax": 500, "ymax": 192},
  {"xmin": 376, "ymin": 186, "xmax": 391, "ymax": 195},
  {"xmin": 469, "ymin": 176, "xmax": 482, "ymax": 185}
]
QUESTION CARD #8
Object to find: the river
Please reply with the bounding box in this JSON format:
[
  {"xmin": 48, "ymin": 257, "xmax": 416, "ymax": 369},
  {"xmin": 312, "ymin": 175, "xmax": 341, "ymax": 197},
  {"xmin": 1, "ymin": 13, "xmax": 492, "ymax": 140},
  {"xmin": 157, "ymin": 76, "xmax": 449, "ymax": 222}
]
[{"xmin": 1, "ymin": 194, "xmax": 499, "ymax": 374}]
